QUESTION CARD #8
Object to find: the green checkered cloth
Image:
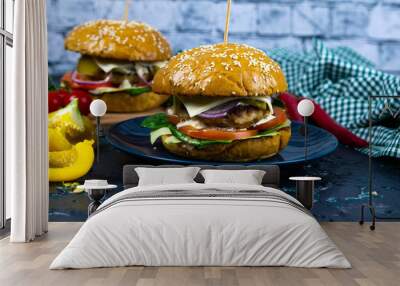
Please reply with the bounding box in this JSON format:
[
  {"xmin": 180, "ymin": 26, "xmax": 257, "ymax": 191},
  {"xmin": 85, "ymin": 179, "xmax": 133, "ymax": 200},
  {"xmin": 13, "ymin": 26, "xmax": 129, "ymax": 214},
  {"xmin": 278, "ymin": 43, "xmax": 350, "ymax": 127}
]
[{"xmin": 268, "ymin": 39, "xmax": 400, "ymax": 158}]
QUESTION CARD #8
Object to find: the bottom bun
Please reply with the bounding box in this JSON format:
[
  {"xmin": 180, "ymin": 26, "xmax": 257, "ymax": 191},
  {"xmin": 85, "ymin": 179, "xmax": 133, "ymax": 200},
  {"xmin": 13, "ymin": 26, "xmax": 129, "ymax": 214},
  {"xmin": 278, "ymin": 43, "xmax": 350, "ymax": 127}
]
[
  {"xmin": 162, "ymin": 127, "xmax": 291, "ymax": 162},
  {"xmin": 93, "ymin": 92, "xmax": 169, "ymax": 113}
]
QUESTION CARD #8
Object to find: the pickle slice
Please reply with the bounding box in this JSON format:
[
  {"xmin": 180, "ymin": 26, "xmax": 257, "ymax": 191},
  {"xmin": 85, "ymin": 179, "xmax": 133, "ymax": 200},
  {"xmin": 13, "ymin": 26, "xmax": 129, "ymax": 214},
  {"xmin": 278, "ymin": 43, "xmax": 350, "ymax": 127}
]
[
  {"xmin": 77, "ymin": 56, "xmax": 102, "ymax": 76},
  {"xmin": 242, "ymin": 99, "xmax": 268, "ymax": 110}
]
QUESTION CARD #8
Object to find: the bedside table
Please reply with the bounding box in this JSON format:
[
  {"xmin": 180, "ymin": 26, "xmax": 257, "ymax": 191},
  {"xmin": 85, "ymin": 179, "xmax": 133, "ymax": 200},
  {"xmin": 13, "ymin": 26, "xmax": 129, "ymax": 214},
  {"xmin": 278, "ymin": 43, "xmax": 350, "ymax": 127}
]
[
  {"xmin": 86, "ymin": 187, "xmax": 116, "ymax": 216},
  {"xmin": 77, "ymin": 180, "xmax": 117, "ymax": 216},
  {"xmin": 289, "ymin": 176, "xmax": 321, "ymax": 210}
]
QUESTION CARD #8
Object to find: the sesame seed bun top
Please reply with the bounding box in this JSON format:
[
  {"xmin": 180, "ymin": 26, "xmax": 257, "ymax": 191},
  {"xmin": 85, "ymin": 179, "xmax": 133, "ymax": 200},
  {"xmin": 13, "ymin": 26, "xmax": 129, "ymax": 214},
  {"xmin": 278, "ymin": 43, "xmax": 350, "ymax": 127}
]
[
  {"xmin": 152, "ymin": 42, "xmax": 287, "ymax": 97},
  {"xmin": 64, "ymin": 20, "xmax": 172, "ymax": 62}
]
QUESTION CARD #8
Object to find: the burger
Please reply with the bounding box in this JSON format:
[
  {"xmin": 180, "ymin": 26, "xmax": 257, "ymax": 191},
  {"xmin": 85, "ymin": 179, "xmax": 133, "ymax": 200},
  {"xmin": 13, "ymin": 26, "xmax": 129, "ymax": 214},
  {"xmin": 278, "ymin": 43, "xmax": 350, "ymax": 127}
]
[
  {"xmin": 141, "ymin": 43, "xmax": 291, "ymax": 162},
  {"xmin": 62, "ymin": 20, "xmax": 172, "ymax": 113}
]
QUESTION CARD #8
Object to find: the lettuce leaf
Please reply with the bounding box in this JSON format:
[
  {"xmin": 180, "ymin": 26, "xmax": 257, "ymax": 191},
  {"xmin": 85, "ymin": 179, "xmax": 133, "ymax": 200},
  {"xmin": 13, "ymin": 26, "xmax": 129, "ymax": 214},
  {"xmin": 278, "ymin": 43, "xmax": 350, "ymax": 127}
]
[{"xmin": 90, "ymin": 86, "xmax": 151, "ymax": 96}]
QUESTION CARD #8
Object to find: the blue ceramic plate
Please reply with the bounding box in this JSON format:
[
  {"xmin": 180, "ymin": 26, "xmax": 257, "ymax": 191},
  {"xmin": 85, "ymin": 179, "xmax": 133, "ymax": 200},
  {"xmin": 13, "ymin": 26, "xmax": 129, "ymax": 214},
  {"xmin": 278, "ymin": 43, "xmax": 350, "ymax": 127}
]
[{"xmin": 107, "ymin": 117, "xmax": 338, "ymax": 165}]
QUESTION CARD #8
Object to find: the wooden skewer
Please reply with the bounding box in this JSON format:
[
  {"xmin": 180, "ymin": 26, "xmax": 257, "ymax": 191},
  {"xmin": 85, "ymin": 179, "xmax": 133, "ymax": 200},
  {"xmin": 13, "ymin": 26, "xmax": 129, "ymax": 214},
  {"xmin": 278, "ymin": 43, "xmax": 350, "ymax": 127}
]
[
  {"xmin": 123, "ymin": 0, "xmax": 131, "ymax": 23},
  {"xmin": 224, "ymin": 0, "xmax": 232, "ymax": 43}
]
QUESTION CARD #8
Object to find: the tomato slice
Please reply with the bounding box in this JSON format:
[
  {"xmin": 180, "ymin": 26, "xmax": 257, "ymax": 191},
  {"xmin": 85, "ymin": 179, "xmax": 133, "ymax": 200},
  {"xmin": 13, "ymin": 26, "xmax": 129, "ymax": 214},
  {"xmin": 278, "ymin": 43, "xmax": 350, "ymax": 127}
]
[
  {"xmin": 253, "ymin": 107, "xmax": 287, "ymax": 131},
  {"xmin": 167, "ymin": 115, "xmax": 180, "ymax": 125},
  {"xmin": 61, "ymin": 72, "xmax": 81, "ymax": 89},
  {"xmin": 179, "ymin": 126, "xmax": 257, "ymax": 141}
]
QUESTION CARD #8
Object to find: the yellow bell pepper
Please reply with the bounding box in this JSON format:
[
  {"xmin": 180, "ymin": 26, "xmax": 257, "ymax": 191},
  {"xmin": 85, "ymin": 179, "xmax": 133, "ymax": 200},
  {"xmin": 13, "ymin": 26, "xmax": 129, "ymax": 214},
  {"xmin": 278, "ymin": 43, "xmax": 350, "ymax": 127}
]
[
  {"xmin": 48, "ymin": 127, "xmax": 72, "ymax": 151},
  {"xmin": 49, "ymin": 140, "xmax": 94, "ymax": 182}
]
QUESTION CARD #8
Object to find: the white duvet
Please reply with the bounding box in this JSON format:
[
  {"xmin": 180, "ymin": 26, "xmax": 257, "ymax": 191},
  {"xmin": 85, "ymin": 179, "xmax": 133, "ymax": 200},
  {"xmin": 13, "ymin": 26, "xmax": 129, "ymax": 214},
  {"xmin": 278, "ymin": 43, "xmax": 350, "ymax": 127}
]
[{"xmin": 50, "ymin": 183, "xmax": 350, "ymax": 269}]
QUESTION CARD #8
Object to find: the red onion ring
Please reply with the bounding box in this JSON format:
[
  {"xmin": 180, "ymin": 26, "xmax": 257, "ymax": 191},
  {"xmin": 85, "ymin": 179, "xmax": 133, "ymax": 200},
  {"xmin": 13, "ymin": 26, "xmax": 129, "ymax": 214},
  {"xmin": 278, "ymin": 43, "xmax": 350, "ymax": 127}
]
[
  {"xmin": 137, "ymin": 73, "xmax": 152, "ymax": 86},
  {"xmin": 71, "ymin": 71, "xmax": 112, "ymax": 87},
  {"xmin": 198, "ymin": 101, "xmax": 242, "ymax": 119}
]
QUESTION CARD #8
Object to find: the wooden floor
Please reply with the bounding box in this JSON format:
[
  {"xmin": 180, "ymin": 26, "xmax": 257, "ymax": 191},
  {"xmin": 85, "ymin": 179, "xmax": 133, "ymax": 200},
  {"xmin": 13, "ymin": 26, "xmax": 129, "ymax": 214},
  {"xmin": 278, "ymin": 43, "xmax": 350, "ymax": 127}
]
[{"xmin": 0, "ymin": 222, "xmax": 399, "ymax": 286}]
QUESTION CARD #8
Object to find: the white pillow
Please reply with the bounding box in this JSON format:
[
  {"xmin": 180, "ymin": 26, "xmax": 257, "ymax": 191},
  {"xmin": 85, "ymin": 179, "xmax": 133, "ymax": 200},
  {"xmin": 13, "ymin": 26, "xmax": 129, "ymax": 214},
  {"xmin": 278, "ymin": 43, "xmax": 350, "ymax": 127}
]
[
  {"xmin": 200, "ymin": 169, "xmax": 266, "ymax": 185},
  {"xmin": 135, "ymin": 167, "xmax": 200, "ymax": 186}
]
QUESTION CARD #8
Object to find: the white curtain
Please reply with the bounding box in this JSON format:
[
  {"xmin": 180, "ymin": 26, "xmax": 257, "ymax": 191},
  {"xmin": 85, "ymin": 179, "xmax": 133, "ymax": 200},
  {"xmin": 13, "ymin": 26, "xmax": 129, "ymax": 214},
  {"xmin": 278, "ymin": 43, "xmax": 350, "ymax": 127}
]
[{"xmin": 8, "ymin": 0, "xmax": 48, "ymax": 242}]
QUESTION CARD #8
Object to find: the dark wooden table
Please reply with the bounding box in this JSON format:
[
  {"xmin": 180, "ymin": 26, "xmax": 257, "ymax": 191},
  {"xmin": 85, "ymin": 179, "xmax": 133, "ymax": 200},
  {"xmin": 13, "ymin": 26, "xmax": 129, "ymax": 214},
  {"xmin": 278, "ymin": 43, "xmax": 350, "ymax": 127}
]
[{"xmin": 49, "ymin": 109, "xmax": 400, "ymax": 222}]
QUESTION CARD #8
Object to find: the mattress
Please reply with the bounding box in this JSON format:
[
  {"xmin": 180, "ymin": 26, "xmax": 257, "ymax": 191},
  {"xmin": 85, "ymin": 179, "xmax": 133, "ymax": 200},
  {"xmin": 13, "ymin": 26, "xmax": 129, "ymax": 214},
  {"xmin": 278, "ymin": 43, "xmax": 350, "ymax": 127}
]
[{"xmin": 50, "ymin": 183, "xmax": 350, "ymax": 269}]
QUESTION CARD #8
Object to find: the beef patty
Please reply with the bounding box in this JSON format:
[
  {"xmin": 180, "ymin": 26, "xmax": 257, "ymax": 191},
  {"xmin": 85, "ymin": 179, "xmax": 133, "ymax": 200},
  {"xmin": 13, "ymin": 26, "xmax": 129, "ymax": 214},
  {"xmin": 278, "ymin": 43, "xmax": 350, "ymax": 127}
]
[{"xmin": 174, "ymin": 105, "xmax": 270, "ymax": 129}]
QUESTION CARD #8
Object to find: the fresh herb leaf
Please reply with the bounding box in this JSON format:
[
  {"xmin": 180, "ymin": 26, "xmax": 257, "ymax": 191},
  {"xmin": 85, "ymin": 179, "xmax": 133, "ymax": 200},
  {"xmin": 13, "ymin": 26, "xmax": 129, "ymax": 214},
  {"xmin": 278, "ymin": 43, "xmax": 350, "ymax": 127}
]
[{"xmin": 141, "ymin": 113, "xmax": 170, "ymax": 129}]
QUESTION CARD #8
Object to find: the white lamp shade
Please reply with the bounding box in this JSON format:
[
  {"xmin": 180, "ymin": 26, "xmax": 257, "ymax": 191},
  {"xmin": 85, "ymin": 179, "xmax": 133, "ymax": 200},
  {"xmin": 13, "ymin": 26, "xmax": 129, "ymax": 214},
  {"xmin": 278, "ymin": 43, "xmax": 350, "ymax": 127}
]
[
  {"xmin": 90, "ymin": 99, "xmax": 107, "ymax": 117},
  {"xmin": 297, "ymin": 99, "xmax": 315, "ymax": 117}
]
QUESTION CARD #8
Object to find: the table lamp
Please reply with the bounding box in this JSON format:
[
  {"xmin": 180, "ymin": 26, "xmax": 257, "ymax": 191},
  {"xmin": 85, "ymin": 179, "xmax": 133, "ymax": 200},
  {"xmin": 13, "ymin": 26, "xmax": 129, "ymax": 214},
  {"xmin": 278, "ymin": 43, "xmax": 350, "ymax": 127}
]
[
  {"xmin": 297, "ymin": 99, "xmax": 315, "ymax": 166},
  {"xmin": 90, "ymin": 99, "xmax": 107, "ymax": 163},
  {"xmin": 290, "ymin": 98, "xmax": 320, "ymax": 210}
]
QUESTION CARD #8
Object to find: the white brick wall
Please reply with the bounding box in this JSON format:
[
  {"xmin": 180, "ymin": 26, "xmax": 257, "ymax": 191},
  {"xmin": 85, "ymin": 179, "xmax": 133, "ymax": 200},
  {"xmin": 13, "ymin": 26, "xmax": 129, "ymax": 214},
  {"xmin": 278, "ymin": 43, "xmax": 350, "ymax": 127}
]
[
  {"xmin": 47, "ymin": 0, "xmax": 400, "ymax": 76},
  {"xmin": 177, "ymin": 1, "xmax": 216, "ymax": 33},
  {"xmin": 368, "ymin": 5, "xmax": 400, "ymax": 40},
  {"xmin": 130, "ymin": 1, "xmax": 179, "ymax": 32},
  {"xmin": 216, "ymin": 2, "xmax": 257, "ymax": 34},
  {"xmin": 292, "ymin": 2, "xmax": 330, "ymax": 36},
  {"xmin": 331, "ymin": 4, "xmax": 370, "ymax": 37},
  {"xmin": 257, "ymin": 4, "xmax": 291, "ymax": 36},
  {"xmin": 380, "ymin": 43, "xmax": 400, "ymax": 71}
]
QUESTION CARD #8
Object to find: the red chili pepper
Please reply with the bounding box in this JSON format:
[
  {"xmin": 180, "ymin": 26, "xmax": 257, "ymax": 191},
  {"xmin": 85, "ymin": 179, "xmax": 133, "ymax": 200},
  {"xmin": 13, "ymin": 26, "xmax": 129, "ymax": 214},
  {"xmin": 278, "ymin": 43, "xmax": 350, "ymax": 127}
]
[
  {"xmin": 278, "ymin": 92, "xmax": 303, "ymax": 122},
  {"xmin": 310, "ymin": 100, "xmax": 368, "ymax": 148},
  {"xmin": 279, "ymin": 92, "xmax": 368, "ymax": 148}
]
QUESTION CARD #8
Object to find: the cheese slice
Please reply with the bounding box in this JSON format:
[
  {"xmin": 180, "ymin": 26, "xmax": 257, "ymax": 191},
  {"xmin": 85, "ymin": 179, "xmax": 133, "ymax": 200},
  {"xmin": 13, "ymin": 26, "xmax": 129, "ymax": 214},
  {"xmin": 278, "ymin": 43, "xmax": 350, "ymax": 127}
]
[
  {"xmin": 95, "ymin": 59, "xmax": 168, "ymax": 75},
  {"xmin": 253, "ymin": 113, "xmax": 276, "ymax": 127},
  {"xmin": 119, "ymin": 78, "xmax": 132, "ymax": 89},
  {"xmin": 95, "ymin": 58, "xmax": 134, "ymax": 74},
  {"xmin": 177, "ymin": 96, "xmax": 273, "ymax": 118},
  {"xmin": 263, "ymin": 97, "xmax": 274, "ymax": 115}
]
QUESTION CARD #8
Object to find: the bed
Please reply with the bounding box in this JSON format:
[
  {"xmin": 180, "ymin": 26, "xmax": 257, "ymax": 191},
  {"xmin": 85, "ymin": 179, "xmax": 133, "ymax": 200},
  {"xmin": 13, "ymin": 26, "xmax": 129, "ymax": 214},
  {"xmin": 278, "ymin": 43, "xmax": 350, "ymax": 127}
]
[{"xmin": 50, "ymin": 164, "xmax": 350, "ymax": 269}]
